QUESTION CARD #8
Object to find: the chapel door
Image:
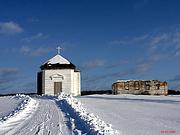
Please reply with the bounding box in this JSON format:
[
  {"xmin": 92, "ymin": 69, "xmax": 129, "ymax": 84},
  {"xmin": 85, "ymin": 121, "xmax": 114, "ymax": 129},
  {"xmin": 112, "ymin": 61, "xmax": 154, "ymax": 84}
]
[{"xmin": 54, "ymin": 82, "xmax": 62, "ymax": 95}]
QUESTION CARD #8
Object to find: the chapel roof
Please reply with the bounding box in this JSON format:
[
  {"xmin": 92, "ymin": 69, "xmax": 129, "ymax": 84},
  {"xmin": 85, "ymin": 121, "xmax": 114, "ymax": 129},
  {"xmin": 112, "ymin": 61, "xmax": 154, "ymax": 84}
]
[
  {"xmin": 40, "ymin": 54, "xmax": 76, "ymax": 70},
  {"xmin": 45, "ymin": 54, "xmax": 70, "ymax": 64}
]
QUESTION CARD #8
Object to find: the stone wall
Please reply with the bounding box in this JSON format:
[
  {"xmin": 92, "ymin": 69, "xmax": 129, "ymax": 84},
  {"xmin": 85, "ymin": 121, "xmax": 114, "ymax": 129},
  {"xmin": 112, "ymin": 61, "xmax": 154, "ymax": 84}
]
[{"xmin": 112, "ymin": 80, "xmax": 168, "ymax": 95}]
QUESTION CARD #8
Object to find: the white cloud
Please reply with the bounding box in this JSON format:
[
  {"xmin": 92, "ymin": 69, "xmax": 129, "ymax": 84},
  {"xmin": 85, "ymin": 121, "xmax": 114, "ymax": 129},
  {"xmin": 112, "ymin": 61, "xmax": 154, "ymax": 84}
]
[
  {"xmin": 172, "ymin": 32, "xmax": 180, "ymax": 49},
  {"xmin": 110, "ymin": 26, "xmax": 180, "ymax": 61},
  {"xmin": 21, "ymin": 33, "xmax": 46, "ymax": 42},
  {"xmin": 81, "ymin": 59, "xmax": 106, "ymax": 70},
  {"xmin": 109, "ymin": 34, "xmax": 149, "ymax": 45},
  {"xmin": 149, "ymin": 31, "xmax": 180, "ymax": 52},
  {"xmin": 19, "ymin": 46, "xmax": 52, "ymax": 56},
  {"xmin": 20, "ymin": 46, "xmax": 31, "ymax": 54},
  {"xmin": 151, "ymin": 33, "xmax": 169, "ymax": 46},
  {"xmin": 0, "ymin": 68, "xmax": 19, "ymax": 85},
  {"xmin": 0, "ymin": 68, "xmax": 19, "ymax": 75},
  {"xmin": 0, "ymin": 21, "xmax": 23, "ymax": 34},
  {"xmin": 31, "ymin": 47, "xmax": 52, "ymax": 56},
  {"xmin": 175, "ymin": 50, "xmax": 180, "ymax": 58},
  {"xmin": 136, "ymin": 63, "xmax": 152, "ymax": 73}
]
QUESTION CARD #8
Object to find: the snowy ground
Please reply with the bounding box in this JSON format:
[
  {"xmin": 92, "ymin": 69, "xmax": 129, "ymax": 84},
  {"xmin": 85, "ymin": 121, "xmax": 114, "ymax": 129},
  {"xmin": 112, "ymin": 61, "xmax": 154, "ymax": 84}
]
[
  {"xmin": 58, "ymin": 94, "xmax": 117, "ymax": 134},
  {"xmin": 0, "ymin": 94, "xmax": 115, "ymax": 135},
  {"xmin": 0, "ymin": 96, "xmax": 25, "ymax": 119},
  {"xmin": 78, "ymin": 94, "xmax": 180, "ymax": 135},
  {"xmin": 0, "ymin": 94, "xmax": 179, "ymax": 135},
  {"xmin": 0, "ymin": 95, "xmax": 71, "ymax": 135}
]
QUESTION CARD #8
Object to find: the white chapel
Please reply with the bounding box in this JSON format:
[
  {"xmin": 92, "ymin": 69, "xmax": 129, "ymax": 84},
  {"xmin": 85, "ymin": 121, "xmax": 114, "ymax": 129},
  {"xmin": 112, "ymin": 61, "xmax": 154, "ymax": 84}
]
[{"xmin": 37, "ymin": 47, "xmax": 81, "ymax": 96}]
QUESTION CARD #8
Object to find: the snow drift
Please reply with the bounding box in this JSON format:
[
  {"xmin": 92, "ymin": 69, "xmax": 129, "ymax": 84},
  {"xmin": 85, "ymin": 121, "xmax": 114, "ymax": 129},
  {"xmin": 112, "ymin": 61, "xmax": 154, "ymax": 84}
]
[
  {"xmin": 58, "ymin": 93, "xmax": 118, "ymax": 135},
  {"xmin": 0, "ymin": 94, "xmax": 38, "ymax": 135},
  {"xmin": 0, "ymin": 94, "xmax": 33, "ymax": 124}
]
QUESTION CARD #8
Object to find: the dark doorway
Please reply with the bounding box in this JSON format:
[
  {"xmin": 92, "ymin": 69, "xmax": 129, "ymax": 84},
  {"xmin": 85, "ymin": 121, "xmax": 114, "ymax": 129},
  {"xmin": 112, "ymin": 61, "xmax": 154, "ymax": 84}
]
[{"xmin": 54, "ymin": 82, "xmax": 62, "ymax": 95}]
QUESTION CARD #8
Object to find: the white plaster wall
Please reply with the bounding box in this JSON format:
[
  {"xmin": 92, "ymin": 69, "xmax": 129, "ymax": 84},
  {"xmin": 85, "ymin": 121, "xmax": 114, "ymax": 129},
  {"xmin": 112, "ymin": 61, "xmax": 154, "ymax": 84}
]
[
  {"xmin": 44, "ymin": 69, "xmax": 73, "ymax": 95},
  {"xmin": 73, "ymin": 72, "xmax": 81, "ymax": 96},
  {"xmin": 70, "ymin": 70, "xmax": 74, "ymax": 94},
  {"xmin": 41, "ymin": 69, "xmax": 81, "ymax": 96}
]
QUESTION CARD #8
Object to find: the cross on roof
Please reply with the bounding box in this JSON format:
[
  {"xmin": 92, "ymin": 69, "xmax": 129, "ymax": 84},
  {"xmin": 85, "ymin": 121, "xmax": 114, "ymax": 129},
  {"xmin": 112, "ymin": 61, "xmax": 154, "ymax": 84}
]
[{"xmin": 56, "ymin": 46, "xmax": 62, "ymax": 54}]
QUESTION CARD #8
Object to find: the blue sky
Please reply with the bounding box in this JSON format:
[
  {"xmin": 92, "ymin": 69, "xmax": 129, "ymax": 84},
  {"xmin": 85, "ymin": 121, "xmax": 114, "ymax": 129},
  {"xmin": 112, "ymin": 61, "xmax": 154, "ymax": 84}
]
[{"xmin": 0, "ymin": 0, "xmax": 180, "ymax": 93}]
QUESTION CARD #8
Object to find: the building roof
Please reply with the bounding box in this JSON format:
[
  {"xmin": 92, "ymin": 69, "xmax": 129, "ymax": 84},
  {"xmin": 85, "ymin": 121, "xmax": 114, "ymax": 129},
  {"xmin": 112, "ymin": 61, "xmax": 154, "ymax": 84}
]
[
  {"xmin": 46, "ymin": 54, "xmax": 70, "ymax": 64},
  {"xmin": 40, "ymin": 54, "xmax": 76, "ymax": 70}
]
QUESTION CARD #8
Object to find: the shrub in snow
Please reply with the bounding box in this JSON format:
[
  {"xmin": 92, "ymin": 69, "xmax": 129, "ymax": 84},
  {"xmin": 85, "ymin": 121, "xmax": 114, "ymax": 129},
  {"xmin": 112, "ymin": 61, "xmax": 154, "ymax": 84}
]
[{"xmin": 58, "ymin": 93, "xmax": 118, "ymax": 135}]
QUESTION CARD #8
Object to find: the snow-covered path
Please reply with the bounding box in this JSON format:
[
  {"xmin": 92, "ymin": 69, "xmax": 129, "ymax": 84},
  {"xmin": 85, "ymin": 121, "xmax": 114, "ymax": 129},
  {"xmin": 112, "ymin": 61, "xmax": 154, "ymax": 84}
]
[{"xmin": 0, "ymin": 97, "xmax": 70, "ymax": 135}]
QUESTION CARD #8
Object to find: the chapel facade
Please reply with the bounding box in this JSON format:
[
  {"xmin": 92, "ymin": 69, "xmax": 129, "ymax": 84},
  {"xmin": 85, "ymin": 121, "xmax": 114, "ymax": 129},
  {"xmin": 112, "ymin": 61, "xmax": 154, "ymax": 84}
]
[{"xmin": 37, "ymin": 48, "xmax": 81, "ymax": 96}]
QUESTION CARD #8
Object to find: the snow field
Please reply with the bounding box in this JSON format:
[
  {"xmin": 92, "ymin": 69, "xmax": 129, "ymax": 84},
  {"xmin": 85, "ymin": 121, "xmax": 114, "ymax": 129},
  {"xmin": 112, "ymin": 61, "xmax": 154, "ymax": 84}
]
[
  {"xmin": 0, "ymin": 94, "xmax": 31, "ymax": 123},
  {"xmin": 58, "ymin": 93, "xmax": 118, "ymax": 135},
  {"xmin": 78, "ymin": 94, "xmax": 180, "ymax": 135},
  {"xmin": 0, "ymin": 94, "xmax": 38, "ymax": 135}
]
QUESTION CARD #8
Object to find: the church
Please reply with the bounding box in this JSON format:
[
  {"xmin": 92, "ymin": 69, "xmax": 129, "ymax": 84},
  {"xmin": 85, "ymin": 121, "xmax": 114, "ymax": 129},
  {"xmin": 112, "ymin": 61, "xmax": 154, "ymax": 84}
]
[{"xmin": 37, "ymin": 47, "xmax": 81, "ymax": 96}]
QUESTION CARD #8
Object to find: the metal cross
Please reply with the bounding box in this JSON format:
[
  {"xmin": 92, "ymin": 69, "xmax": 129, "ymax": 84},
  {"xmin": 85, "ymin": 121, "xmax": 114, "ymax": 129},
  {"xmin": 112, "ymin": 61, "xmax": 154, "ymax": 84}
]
[{"xmin": 56, "ymin": 46, "xmax": 62, "ymax": 54}]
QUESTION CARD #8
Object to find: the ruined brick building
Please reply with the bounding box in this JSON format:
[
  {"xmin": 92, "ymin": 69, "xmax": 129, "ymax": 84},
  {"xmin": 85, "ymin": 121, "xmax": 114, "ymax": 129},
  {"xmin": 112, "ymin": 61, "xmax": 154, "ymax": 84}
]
[{"xmin": 112, "ymin": 80, "xmax": 168, "ymax": 95}]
